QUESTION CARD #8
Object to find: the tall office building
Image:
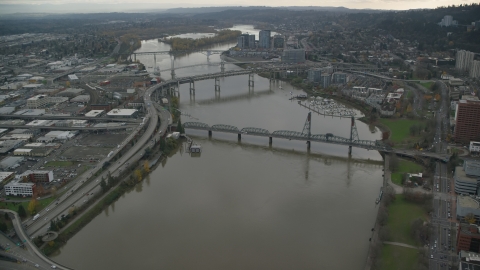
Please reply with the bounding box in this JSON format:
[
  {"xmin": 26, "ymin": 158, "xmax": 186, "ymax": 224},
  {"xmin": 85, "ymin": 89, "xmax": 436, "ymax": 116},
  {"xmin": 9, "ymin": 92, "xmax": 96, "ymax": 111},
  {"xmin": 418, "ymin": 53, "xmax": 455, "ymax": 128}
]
[
  {"xmin": 248, "ymin": 35, "xmax": 256, "ymax": 49},
  {"xmin": 320, "ymin": 74, "xmax": 331, "ymax": 88},
  {"xmin": 456, "ymin": 50, "xmax": 475, "ymax": 72},
  {"xmin": 332, "ymin": 72, "xmax": 347, "ymax": 84},
  {"xmin": 237, "ymin": 36, "xmax": 245, "ymax": 49},
  {"xmin": 470, "ymin": 60, "xmax": 480, "ymax": 79},
  {"xmin": 307, "ymin": 69, "xmax": 322, "ymax": 83},
  {"xmin": 259, "ymin": 30, "xmax": 271, "ymax": 49},
  {"xmin": 273, "ymin": 35, "xmax": 285, "ymax": 49},
  {"xmin": 282, "ymin": 49, "xmax": 305, "ymax": 63},
  {"xmin": 438, "ymin": 15, "xmax": 457, "ymax": 27},
  {"xmin": 455, "ymin": 97, "xmax": 480, "ymax": 143}
]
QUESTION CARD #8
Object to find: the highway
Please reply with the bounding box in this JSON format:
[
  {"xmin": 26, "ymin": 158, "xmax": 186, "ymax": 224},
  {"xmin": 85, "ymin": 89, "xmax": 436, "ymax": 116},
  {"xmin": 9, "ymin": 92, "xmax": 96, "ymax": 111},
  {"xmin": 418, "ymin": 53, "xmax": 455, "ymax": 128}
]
[
  {"xmin": 1, "ymin": 210, "xmax": 71, "ymax": 270},
  {"xmin": 23, "ymin": 83, "xmax": 170, "ymax": 246}
]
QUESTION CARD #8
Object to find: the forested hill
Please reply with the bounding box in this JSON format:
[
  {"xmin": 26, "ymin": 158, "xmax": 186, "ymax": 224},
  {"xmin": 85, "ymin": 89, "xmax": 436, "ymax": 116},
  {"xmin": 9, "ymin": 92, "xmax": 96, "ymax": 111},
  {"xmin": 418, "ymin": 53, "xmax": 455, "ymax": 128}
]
[{"xmin": 342, "ymin": 4, "xmax": 480, "ymax": 52}]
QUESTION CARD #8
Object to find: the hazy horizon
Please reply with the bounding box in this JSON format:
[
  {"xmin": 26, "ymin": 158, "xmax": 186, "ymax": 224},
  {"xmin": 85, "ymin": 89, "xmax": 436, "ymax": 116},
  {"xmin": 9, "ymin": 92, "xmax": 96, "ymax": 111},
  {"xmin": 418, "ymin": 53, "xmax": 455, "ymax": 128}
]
[{"xmin": 0, "ymin": 0, "xmax": 478, "ymax": 14}]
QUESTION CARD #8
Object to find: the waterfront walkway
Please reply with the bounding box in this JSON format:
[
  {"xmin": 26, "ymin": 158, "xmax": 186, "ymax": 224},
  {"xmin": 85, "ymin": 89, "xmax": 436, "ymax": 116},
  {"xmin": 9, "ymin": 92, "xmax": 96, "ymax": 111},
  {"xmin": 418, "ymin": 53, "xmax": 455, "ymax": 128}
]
[{"xmin": 383, "ymin": 241, "xmax": 421, "ymax": 250}]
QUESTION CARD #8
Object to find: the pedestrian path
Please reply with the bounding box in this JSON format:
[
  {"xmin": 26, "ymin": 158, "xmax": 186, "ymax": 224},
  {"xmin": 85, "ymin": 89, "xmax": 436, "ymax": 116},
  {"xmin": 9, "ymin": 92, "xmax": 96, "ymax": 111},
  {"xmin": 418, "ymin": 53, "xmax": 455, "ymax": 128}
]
[{"xmin": 383, "ymin": 241, "xmax": 421, "ymax": 250}]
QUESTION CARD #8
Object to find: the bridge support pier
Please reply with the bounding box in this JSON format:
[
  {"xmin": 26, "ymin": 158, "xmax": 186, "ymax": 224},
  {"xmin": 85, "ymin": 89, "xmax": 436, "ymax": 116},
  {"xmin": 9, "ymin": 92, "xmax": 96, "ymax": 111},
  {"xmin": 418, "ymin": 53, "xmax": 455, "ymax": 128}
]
[
  {"xmin": 208, "ymin": 130, "xmax": 212, "ymax": 137},
  {"xmin": 215, "ymin": 77, "xmax": 220, "ymax": 91},
  {"xmin": 348, "ymin": 146, "xmax": 352, "ymax": 155},
  {"xmin": 171, "ymin": 56, "xmax": 176, "ymax": 79},
  {"xmin": 307, "ymin": 141, "xmax": 311, "ymax": 149},
  {"xmin": 189, "ymin": 81, "xmax": 195, "ymax": 95},
  {"xmin": 269, "ymin": 137, "xmax": 272, "ymax": 145},
  {"xmin": 238, "ymin": 134, "xmax": 241, "ymax": 141},
  {"xmin": 270, "ymin": 72, "xmax": 275, "ymax": 81},
  {"xmin": 221, "ymin": 61, "xmax": 225, "ymax": 73},
  {"xmin": 248, "ymin": 73, "xmax": 254, "ymax": 88}
]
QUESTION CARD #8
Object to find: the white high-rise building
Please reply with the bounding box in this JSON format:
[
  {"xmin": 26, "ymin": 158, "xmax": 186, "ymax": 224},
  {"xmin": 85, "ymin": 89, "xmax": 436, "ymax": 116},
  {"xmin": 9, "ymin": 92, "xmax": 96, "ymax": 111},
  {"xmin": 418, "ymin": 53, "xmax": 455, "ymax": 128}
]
[
  {"xmin": 439, "ymin": 15, "xmax": 457, "ymax": 27},
  {"xmin": 471, "ymin": 60, "xmax": 480, "ymax": 79},
  {"xmin": 259, "ymin": 30, "xmax": 271, "ymax": 49},
  {"xmin": 456, "ymin": 50, "xmax": 475, "ymax": 72}
]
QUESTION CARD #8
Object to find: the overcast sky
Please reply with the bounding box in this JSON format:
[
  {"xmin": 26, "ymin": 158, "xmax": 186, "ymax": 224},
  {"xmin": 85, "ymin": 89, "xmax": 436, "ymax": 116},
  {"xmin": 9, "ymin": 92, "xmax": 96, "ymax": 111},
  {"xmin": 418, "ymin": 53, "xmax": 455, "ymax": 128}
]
[{"xmin": 0, "ymin": 0, "xmax": 477, "ymax": 11}]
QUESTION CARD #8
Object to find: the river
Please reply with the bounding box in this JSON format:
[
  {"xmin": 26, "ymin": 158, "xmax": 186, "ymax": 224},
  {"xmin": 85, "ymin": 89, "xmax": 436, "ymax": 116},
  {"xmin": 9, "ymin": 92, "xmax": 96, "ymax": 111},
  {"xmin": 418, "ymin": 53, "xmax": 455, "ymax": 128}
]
[{"xmin": 52, "ymin": 25, "xmax": 384, "ymax": 270}]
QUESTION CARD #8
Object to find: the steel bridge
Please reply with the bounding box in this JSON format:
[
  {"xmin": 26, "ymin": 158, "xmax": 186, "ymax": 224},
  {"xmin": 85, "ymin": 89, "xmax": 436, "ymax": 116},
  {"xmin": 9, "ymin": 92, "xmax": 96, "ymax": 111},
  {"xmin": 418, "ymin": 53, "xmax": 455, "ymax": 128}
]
[
  {"xmin": 182, "ymin": 113, "xmax": 387, "ymax": 153},
  {"xmin": 156, "ymin": 60, "xmax": 277, "ymax": 73}
]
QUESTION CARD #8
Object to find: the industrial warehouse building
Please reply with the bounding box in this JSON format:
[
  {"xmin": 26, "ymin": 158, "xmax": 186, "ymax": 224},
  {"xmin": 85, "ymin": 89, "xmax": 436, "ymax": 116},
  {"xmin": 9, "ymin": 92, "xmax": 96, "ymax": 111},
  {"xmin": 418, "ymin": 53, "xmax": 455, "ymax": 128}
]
[
  {"xmin": 85, "ymin": 110, "xmax": 104, "ymax": 117},
  {"xmin": 107, "ymin": 108, "xmax": 138, "ymax": 118}
]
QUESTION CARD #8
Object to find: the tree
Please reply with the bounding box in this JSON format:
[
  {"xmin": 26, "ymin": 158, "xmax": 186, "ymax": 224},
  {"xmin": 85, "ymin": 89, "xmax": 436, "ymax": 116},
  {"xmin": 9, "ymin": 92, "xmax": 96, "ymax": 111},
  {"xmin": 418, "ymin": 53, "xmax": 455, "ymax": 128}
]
[
  {"xmin": 143, "ymin": 161, "xmax": 150, "ymax": 173},
  {"xmin": 389, "ymin": 154, "xmax": 399, "ymax": 173},
  {"xmin": 4, "ymin": 212, "xmax": 9, "ymax": 220},
  {"xmin": 0, "ymin": 222, "xmax": 7, "ymax": 233},
  {"xmin": 18, "ymin": 205, "xmax": 26, "ymax": 218},
  {"xmin": 27, "ymin": 198, "xmax": 37, "ymax": 215},
  {"xmin": 159, "ymin": 137, "xmax": 166, "ymax": 151},
  {"xmin": 176, "ymin": 119, "xmax": 184, "ymax": 134},
  {"xmin": 135, "ymin": 169, "xmax": 142, "ymax": 182},
  {"xmin": 465, "ymin": 213, "xmax": 476, "ymax": 224},
  {"xmin": 382, "ymin": 131, "xmax": 390, "ymax": 141},
  {"xmin": 100, "ymin": 177, "xmax": 107, "ymax": 192}
]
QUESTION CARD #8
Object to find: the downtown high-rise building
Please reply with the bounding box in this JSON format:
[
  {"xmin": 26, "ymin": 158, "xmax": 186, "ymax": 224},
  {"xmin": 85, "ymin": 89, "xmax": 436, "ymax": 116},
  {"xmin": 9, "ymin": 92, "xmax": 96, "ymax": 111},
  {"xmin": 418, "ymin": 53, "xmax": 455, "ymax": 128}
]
[
  {"xmin": 455, "ymin": 97, "xmax": 480, "ymax": 143},
  {"xmin": 259, "ymin": 30, "xmax": 271, "ymax": 49},
  {"xmin": 237, "ymin": 34, "xmax": 256, "ymax": 49},
  {"xmin": 456, "ymin": 50, "xmax": 475, "ymax": 72},
  {"xmin": 273, "ymin": 35, "xmax": 285, "ymax": 49},
  {"xmin": 307, "ymin": 68, "xmax": 322, "ymax": 83},
  {"xmin": 470, "ymin": 60, "xmax": 480, "ymax": 79}
]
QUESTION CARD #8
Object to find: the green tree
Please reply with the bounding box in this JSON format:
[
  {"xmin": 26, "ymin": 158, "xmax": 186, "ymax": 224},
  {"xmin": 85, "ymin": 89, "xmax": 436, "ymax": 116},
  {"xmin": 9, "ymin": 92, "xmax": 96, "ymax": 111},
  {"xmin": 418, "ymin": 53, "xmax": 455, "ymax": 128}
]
[
  {"xmin": 100, "ymin": 177, "xmax": 107, "ymax": 192},
  {"xmin": 159, "ymin": 137, "xmax": 166, "ymax": 151},
  {"xmin": 177, "ymin": 119, "xmax": 185, "ymax": 134},
  {"xmin": 18, "ymin": 205, "xmax": 26, "ymax": 218},
  {"xmin": 0, "ymin": 222, "xmax": 7, "ymax": 233}
]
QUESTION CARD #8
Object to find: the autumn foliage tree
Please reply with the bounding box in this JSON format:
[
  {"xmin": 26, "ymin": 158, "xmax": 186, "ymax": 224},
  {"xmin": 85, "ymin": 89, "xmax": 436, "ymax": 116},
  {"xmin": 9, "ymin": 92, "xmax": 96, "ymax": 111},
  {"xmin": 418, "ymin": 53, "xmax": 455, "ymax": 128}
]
[
  {"xmin": 465, "ymin": 213, "xmax": 476, "ymax": 224},
  {"xmin": 144, "ymin": 161, "xmax": 150, "ymax": 173},
  {"xmin": 27, "ymin": 198, "xmax": 38, "ymax": 215},
  {"xmin": 135, "ymin": 169, "xmax": 142, "ymax": 182}
]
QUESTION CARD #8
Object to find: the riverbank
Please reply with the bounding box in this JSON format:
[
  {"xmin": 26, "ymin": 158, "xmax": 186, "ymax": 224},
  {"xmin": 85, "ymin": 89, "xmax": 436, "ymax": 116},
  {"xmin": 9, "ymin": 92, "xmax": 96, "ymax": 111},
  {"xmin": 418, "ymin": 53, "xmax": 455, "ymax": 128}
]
[{"xmin": 40, "ymin": 139, "xmax": 173, "ymax": 256}]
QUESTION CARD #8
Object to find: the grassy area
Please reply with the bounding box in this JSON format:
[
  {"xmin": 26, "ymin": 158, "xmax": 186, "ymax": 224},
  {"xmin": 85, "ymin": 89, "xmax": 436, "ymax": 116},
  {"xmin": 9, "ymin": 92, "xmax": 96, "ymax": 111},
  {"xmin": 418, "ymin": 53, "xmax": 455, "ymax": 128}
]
[
  {"xmin": 387, "ymin": 195, "xmax": 427, "ymax": 246},
  {"xmin": 379, "ymin": 245, "xmax": 420, "ymax": 270},
  {"xmin": 0, "ymin": 197, "xmax": 56, "ymax": 217},
  {"xmin": 45, "ymin": 161, "xmax": 73, "ymax": 167},
  {"xmin": 406, "ymin": 90, "xmax": 413, "ymax": 99},
  {"xmin": 419, "ymin": 82, "xmax": 433, "ymax": 90},
  {"xmin": 391, "ymin": 159, "xmax": 423, "ymax": 185},
  {"xmin": 379, "ymin": 118, "xmax": 424, "ymax": 144}
]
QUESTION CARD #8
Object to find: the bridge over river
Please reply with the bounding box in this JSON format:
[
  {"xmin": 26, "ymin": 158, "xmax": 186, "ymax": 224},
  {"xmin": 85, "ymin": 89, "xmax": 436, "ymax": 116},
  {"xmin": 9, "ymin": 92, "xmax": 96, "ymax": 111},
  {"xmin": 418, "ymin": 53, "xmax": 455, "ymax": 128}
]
[{"xmin": 182, "ymin": 113, "xmax": 451, "ymax": 162}]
